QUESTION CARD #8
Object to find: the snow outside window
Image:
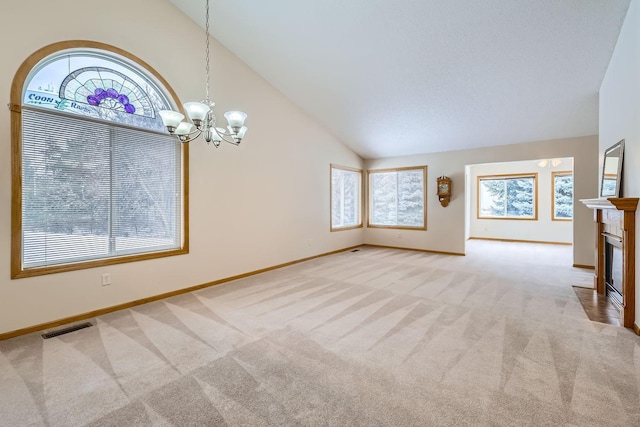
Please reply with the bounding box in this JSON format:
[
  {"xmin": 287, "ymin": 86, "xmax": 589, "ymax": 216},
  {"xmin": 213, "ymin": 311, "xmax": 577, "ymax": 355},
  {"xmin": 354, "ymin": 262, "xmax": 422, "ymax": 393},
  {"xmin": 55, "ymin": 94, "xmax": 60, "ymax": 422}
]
[
  {"xmin": 368, "ymin": 167, "xmax": 426, "ymax": 229},
  {"xmin": 478, "ymin": 174, "xmax": 537, "ymax": 219},
  {"xmin": 331, "ymin": 165, "xmax": 362, "ymax": 230}
]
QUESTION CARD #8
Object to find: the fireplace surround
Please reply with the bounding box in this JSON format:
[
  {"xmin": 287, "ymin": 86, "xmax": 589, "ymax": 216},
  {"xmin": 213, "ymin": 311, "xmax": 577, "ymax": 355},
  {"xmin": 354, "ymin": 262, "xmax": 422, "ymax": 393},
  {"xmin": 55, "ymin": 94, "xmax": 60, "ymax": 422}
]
[{"xmin": 580, "ymin": 197, "xmax": 637, "ymax": 330}]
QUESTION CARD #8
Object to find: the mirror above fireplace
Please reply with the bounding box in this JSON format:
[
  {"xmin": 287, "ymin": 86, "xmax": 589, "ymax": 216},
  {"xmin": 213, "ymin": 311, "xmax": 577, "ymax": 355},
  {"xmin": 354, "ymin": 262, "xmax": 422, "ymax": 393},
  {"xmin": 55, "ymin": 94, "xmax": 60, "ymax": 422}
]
[{"xmin": 600, "ymin": 139, "xmax": 624, "ymax": 198}]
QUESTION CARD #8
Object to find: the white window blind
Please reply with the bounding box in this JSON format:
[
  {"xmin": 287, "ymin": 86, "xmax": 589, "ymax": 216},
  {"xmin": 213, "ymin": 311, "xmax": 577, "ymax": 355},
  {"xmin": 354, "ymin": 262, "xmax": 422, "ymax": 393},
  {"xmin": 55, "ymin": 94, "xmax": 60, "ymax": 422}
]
[{"xmin": 21, "ymin": 107, "xmax": 181, "ymax": 269}]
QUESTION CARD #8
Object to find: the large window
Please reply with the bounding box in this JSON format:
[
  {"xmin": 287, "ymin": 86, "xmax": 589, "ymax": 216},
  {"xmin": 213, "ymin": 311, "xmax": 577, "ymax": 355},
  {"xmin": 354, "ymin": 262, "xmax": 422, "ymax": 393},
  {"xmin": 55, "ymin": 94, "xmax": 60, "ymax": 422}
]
[
  {"xmin": 552, "ymin": 171, "xmax": 573, "ymax": 220},
  {"xmin": 478, "ymin": 173, "xmax": 538, "ymax": 219},
  {"xmin": 331, "ymin": 165, "xmax": 362, "ymax": 231},
  {"xmin": 11, "ymin": 41, "xmax": 187, "ymax": 278},
  {"xmin": 368, "ymin": 166, "xmax": 426, "ymax": 229}
]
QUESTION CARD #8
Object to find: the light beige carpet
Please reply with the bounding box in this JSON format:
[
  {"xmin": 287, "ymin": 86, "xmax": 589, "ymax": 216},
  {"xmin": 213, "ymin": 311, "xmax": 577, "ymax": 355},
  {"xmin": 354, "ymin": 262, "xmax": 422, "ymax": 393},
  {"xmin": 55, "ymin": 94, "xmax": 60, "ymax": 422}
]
[{"xmin": 1, "ymin": 240, "xmax": 639, "ymax": 426}]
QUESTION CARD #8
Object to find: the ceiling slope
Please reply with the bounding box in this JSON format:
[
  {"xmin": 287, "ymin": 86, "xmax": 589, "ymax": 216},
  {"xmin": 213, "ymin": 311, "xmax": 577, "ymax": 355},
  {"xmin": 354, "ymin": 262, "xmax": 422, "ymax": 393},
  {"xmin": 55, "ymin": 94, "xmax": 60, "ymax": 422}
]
[{"xmin": 170, "ymin": 0, "xmax": 630, "ymax": 159}]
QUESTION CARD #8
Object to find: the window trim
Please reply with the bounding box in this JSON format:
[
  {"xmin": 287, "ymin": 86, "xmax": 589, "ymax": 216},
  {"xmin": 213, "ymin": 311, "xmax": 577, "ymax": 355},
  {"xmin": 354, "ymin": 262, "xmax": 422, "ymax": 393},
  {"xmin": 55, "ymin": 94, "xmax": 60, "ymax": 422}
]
[
  {"xmin": 552, "ymin": 170, "xmax": 573, "ymax": 222},
  {"xmin": 330, "ymin": 164, "xmax": 363, "ymax": 232},
  {"xmin": 476, "ymin": 173, "xmax": 538, "ymax": 220},
  {"xmin": 11, "ymin": 40, "xmax": 189, "ymax": 279},
  {"xmin": 367, "ymin": 166, "xmax": 427, "ymax": 230}
]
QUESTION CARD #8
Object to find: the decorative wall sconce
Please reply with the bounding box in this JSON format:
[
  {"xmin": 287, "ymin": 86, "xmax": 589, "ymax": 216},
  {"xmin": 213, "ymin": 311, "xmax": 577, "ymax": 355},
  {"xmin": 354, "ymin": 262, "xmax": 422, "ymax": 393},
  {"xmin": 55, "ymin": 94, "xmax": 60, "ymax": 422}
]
[{"xmin": 437, "ymin": 175, "xmax": 452, "ymax": 207}]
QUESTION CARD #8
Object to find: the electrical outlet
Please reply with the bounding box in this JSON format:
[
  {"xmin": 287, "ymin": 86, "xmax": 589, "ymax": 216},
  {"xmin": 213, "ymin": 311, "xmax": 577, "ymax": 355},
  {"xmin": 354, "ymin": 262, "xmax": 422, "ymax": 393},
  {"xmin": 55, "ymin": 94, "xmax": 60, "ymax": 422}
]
[{"xmin": 101, "ymin": 273, "xmax": 112, "ymax": 286}]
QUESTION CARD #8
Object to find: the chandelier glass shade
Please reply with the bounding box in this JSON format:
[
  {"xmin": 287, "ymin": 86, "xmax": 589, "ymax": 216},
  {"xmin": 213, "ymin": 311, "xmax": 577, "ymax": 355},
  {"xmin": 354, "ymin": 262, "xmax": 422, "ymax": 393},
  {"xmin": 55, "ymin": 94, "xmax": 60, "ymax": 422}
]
[{"xmin": 159, "ymin": 0, "xmax": 248, "ymax": 146}]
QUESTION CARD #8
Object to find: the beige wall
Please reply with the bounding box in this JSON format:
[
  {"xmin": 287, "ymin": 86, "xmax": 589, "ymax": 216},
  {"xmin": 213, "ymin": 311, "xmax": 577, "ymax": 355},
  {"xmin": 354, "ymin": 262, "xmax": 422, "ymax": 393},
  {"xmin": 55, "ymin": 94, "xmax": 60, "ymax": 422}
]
[
  {"xmin": 599, "ymin": 0, "xmax": 640, "ymax": 327},
  {"xmin": 0, "ymin": 0, "xmax": 363, "ymax": 334},
  {"xmin": 468, "ymin": 158, "xmax": 573, "ymax": 244},
  {"xmin": 364, "ymin": 135, "xmax": 598, "ymax": 262}
]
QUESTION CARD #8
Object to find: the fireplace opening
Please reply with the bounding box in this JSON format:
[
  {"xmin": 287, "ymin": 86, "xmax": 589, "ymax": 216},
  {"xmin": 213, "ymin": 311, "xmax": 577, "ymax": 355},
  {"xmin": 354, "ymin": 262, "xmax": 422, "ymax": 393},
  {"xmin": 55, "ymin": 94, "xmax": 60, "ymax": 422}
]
[{"xmin": 604, "ymin": 235, "xmax": 623, "ymax": 310}]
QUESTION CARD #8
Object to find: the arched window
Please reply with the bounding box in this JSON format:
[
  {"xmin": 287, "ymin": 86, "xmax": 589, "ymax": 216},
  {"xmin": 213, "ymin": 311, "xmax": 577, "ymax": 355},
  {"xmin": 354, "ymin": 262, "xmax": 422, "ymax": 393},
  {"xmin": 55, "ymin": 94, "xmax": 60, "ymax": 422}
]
[{"xmin": 11, "ymin": 41, "xmax": 188, "ymax": 278}]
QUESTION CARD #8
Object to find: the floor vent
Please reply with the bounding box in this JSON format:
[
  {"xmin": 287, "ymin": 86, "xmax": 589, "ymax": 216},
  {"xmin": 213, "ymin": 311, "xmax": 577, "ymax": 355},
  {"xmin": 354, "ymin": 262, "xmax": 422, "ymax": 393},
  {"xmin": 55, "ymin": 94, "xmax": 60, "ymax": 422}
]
[
  {"xmin": 351, "ymin": 249, "xmax": 360, "ymax": 252},
  {"xmin": 42, "ymin": 322, "xmax": 93, "ymax": 339}
]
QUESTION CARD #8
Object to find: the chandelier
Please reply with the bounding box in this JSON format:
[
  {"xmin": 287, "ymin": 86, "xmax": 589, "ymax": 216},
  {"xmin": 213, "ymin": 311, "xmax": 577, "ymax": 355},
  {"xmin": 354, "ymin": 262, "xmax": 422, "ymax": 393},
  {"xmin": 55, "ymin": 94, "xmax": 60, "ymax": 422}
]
[{"xmin": 158, "ymin": 0, "xmax": 248, "ymax": 146}]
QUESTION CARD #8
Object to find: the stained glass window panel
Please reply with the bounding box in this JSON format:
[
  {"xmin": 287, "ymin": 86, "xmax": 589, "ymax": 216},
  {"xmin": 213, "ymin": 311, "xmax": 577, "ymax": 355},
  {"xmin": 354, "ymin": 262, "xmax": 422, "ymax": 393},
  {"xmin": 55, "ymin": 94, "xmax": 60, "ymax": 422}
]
[{"xmin": 23, "ymin": 51, "xmax": 171, "ymax": 131}]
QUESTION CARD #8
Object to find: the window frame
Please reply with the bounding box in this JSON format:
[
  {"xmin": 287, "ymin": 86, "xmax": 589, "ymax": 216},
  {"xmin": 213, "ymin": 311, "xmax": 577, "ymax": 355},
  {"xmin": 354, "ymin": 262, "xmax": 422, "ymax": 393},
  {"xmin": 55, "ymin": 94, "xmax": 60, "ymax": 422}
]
[
  {"xmin": 10, "ymin": 40, "xmax": 189, "ymax": 279},
  {"xmin": 552, "ymin": 171, "xmax": 573, "ymax": 221},
  {"xmin": 367, "ymin": 166, "xmax": 427, "ymax": 230},
  {"xmin": 330, "ymin": 164, "xmax": 363, "ymax": 231},
  {"xmin": 477, "ymin": 173, "xmax": 538, "ymax": 220}
]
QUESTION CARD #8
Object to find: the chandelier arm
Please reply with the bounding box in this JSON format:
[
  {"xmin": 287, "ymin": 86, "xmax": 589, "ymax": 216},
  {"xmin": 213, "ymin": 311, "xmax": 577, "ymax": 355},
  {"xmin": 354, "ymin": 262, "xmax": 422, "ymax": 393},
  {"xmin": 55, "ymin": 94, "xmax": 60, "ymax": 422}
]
[
  {"xmin": 177, "ymin": 127, "xmax": 203, "ymax": 143},
  {"xmin": 220, "ymin": 134, "xmax": 239, "ymax": 144},
  {"xmin": 212, "ymin": 127, "xmax": 240, "ymax": 144},
  {"xmin": 207, "ymin": 113, "xmax": 237, "ymax": 138},
  {"xmin": 187, "ymin": 128, "xmax": 203, "ymax": 138},
  {"xmin": 214, "ymin": 127, "xmax": 233, "ymax": 137}
]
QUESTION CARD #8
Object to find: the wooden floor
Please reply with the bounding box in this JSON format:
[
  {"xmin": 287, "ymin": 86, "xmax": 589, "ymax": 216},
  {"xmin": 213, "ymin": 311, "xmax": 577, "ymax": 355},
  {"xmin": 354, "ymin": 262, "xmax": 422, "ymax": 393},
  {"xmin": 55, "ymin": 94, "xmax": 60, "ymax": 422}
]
[{"xmin": 572, "ymin": 286, "xmax": 622, "ymax": 326}]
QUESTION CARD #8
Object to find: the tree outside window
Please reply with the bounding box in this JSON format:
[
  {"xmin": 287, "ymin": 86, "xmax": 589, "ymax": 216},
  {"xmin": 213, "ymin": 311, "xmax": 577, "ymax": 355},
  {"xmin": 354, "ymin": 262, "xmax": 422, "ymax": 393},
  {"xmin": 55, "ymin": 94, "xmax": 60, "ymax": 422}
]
[
  {"xmin": 368, "ymin": 166, "xmax": 426, "ymax": 229},
  {"xmin": 331, "ymin": 165, "xmax": 362, "ymax": 230},
  {"xmin": 478, "ymin": 174, "xmax": 537, "ymax": 219},
  {"xmin": 552, "ymin": 171, "xmax": 573, "ymax": 220}
]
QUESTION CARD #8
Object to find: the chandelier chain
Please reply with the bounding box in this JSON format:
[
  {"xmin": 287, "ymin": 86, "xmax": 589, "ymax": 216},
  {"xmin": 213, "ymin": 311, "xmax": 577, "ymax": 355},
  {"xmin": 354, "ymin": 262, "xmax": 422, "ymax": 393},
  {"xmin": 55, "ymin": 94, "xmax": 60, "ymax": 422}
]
[{"xmin": 205, "ymin": 0, "xmax": 210, "ymax": 105}]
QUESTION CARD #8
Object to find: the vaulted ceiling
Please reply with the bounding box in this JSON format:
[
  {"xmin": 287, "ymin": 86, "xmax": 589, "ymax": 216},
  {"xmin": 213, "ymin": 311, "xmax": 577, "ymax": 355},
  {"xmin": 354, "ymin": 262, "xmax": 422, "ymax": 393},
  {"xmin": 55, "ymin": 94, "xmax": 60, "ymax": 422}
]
[{"xmin": 170, "ymin": 0, "xmax": 630, "ymax": 159}]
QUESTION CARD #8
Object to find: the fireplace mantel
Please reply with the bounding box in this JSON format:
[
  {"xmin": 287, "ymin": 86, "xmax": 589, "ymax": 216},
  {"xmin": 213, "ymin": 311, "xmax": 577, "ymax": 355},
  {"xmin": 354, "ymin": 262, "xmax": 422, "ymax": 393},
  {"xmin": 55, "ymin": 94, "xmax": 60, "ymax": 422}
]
[
  {"xmin": 580, "ymin": 197, "xmax": 639, "ymax": 211},
  {"xmin": 579, "ymin": 197, "xmax": 637, "ymax": 330}
]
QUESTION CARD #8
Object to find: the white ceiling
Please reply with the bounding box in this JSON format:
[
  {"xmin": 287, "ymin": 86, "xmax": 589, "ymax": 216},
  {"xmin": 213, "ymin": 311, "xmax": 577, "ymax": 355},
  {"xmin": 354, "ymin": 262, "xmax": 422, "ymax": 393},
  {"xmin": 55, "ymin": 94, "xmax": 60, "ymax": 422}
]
[{"xmin": 169, "ymin": 0, "xmax": 630, "ymax": 159}]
